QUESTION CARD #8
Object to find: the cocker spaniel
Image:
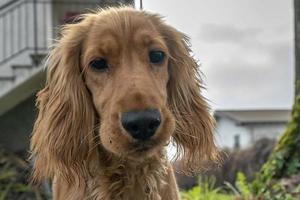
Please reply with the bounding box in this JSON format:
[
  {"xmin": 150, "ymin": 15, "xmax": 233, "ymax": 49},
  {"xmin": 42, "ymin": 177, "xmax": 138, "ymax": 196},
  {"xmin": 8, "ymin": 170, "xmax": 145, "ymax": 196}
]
[{"xmin": 30, "ymin": 7, "xmax": 220, "ymax": 200}]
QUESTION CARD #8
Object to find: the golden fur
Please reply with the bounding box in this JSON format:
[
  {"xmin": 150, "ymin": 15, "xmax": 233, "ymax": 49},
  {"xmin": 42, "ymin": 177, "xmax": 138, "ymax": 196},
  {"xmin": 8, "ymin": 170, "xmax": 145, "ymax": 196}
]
[{"xmin": 30, "ymin": 7, "xmax": 220, "ymax": 200}]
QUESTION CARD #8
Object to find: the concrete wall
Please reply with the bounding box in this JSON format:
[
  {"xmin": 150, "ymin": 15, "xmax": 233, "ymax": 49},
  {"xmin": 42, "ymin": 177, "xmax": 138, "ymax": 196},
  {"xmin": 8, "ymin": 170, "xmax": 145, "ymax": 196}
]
[{"xmin": 0, "ymin": 94, "xmax": 36, "ymax": 152}]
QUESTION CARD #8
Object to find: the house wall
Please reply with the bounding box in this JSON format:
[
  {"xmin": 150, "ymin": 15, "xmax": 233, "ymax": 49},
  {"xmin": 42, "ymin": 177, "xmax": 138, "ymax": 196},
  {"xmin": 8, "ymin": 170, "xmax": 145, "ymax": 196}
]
[
  {"xmin": 246, "ymin": 123, "xmax": 287, "ymax": 141},
  {"xmin": 51, "ymin": 0, "xmax": 134, "ymax": 36},
  {"xmin": 51, "ymin": 0, "xmax": 102, "ymax": 37},
  {"xmin": 215, "ymin": 117, "xmax": 252, "ymax": 149},
  {"xmin": 215, "ymin": 117, "xmax": 288, "ymax": 149}
]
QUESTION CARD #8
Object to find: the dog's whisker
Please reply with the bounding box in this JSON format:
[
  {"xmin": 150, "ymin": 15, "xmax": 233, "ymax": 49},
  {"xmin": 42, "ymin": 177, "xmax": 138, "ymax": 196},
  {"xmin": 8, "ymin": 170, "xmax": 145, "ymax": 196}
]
[
  {"xmin": 87, "ymin": 141, "xmax": 102, "ymax": 156},
  {"xmin": 79, "ymin": 123, "xmax": 101, "ymax": 146}
]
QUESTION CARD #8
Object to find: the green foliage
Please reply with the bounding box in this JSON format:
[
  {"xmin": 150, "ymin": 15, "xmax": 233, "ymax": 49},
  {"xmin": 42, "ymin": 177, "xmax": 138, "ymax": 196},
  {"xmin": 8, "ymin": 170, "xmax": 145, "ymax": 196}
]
[
  {"xmin": 181, "ymin": 172, "xmax": 299, "ymax": 200},
  {"xmin": 180, "ymin": 176, "xmax": 235, "ymax": 200},
  {"xmin": 252, "ymin": 95, "xmax": 300, "ymax": 200},
  {"xmin": 235, "ymin": 172, "xmax": 252, "ymax": 200},
  {"xmin": 224, "ymin": 172, "xmax": 260, "ymax": 200},
  {"xmin": 0, "ymin": 148, "xmax": 49, "ymax": 200}
]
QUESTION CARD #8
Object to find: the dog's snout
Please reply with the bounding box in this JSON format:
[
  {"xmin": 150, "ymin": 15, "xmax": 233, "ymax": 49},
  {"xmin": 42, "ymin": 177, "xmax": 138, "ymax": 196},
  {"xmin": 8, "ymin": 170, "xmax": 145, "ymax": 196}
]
[{"xmin": 121, "ymin": 109, "xmax": 161, "ymax": 140}]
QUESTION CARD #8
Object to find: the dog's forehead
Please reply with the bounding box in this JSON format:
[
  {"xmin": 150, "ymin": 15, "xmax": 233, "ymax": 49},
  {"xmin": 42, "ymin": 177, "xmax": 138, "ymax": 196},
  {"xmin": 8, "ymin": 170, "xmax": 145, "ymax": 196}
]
[
  {"xmin": 82, "ymin": 9, "xmax": 167, "ymax": 57},
  {"xmin": 97, "ymin": 9, "xmax": 157, "ymax": 28},
  {"xmin": 89, "ymin": 9, "xmax": 162, "ymax": 41}
]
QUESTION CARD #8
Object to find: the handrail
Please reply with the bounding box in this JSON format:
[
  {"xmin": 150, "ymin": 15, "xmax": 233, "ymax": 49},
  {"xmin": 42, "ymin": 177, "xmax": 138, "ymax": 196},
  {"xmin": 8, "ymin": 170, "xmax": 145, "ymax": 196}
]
[
  {"xmin": 0, "ymin": 0, "xmax": 112, "ymax": 67},
  {"xmin": 0, "ymin": 0, "xmax": 25, "ymax": 18},
  {"xmin": 0, "ymin": 0, "xmax": 23, "ymax": 11}
]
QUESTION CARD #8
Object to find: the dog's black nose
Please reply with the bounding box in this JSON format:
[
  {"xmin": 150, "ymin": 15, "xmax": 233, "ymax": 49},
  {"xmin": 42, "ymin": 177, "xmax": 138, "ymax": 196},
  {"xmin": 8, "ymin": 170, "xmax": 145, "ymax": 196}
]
[{"xmin": 121, "ymin": 109, "xmax": 161, "ymax": 140}]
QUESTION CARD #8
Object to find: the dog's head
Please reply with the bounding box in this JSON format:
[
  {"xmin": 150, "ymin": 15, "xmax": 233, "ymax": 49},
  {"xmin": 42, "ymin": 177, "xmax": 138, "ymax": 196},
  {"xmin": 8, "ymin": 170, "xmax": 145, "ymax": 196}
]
[{"xmin": 31, "ymin": 7, "xmax": 220, "ymax": 183}]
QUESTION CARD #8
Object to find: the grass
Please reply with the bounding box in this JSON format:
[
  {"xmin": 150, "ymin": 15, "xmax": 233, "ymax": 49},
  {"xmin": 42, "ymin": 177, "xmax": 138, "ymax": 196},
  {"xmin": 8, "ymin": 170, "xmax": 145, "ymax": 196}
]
[
  {"xmin": 180, "ymin": 172, "xmax": 265, "ymax": 200},
  {"xmin": 180, "ymin": 176, "xmax": 235, "ymax": 200},
  {"xmin": 181, "ymin": 185, "xmax": 234, "ymax": 200},
  {"xmin": 0, "ymin": 147, "xmax": 48, "ymax": 200}
]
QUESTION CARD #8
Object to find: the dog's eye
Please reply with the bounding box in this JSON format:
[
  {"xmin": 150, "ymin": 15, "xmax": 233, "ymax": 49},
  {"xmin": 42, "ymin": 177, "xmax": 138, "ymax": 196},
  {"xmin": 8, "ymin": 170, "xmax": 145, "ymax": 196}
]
[
  {"xmin": 149, "ymin": 51, "xmax": 165, "ymax": 64},
  {"xmin": 89, "ymin": 58, "xmax": 109, "ymax": 72}
]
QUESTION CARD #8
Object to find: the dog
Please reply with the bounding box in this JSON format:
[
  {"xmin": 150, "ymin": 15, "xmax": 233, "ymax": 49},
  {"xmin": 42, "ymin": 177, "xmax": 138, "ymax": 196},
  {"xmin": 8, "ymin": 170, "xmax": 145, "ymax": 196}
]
[{"xmin": 30, "ymin": 7, "xmax": 220, "ymax": 200}]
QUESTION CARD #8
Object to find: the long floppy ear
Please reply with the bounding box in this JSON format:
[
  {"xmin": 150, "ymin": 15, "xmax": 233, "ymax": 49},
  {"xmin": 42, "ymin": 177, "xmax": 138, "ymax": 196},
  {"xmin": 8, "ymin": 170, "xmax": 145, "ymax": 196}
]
[
  {"xmin": 30, "ymin": 15, "xmax": 95, "ymax": 184},
  {"xmin": 161, "ymin": 25, "xmax": 221, "ymax": 174}
]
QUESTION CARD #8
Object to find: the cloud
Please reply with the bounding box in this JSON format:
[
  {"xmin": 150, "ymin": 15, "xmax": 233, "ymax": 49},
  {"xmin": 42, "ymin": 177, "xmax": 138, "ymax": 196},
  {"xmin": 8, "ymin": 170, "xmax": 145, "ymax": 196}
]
[
  {"xmin": 195, "ymin": 22, "xmax": 293, "ymax": 109},
  {"xmin": 198, "ymin": 24, "xmax": 261, "ymax": 43},
  {"xmin": 203, "ymin": 39, "xmax": 293, "ymax": 109}
]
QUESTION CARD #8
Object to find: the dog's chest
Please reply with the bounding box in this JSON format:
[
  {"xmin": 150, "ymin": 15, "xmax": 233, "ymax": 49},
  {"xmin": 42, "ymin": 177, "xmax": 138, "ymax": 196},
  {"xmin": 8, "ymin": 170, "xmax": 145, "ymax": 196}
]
[{"xmin": 88, "ymin": 162, "xmax": 168, "ymax": 200}]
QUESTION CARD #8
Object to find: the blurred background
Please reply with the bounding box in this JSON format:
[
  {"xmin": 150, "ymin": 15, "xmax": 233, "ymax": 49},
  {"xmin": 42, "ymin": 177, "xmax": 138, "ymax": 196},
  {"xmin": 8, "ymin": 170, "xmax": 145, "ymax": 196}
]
[
  {"xmin": 0, "ymin": 0, "xmax": 297, "ymax": 199},
  {"xmin": 142, "ymin": 0, "xmax": 293, "ymax": 150}
]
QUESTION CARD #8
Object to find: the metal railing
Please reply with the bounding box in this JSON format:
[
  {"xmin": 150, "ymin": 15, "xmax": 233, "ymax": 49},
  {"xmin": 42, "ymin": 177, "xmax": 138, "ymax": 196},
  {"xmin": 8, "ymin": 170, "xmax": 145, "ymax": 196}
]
[{"xmin": 0, "ymin": 0, "xmax": 133, "ymax": 66}]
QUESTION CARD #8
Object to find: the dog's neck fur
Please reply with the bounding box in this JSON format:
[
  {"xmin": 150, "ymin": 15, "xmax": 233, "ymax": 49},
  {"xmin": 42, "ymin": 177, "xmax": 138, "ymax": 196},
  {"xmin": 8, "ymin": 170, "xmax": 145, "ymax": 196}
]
[
  {"xmin": 88, "ymin": 147, "xmax": 169, "ymax": 199},
  {"xmin": 54, "ymin": 146, "xmax": 176, "ymax": 200}
]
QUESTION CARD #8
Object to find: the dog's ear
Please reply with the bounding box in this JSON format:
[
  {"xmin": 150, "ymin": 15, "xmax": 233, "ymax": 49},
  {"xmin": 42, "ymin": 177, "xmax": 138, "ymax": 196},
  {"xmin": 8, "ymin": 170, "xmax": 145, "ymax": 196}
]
[
  {"xmin": 159, "ymin": 24, "xmax": 221, "ymax": 174},
  {"xmin": 30, "ymin": 15, "xmax": 96, "ymax": 184}
]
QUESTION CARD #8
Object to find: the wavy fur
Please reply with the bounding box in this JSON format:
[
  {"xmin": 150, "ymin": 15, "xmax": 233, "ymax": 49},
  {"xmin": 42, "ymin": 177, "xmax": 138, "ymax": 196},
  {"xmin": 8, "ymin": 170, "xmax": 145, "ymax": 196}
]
[{"xmin": 30, "ymin": 7, "xmax": 220, "ymax": 199}]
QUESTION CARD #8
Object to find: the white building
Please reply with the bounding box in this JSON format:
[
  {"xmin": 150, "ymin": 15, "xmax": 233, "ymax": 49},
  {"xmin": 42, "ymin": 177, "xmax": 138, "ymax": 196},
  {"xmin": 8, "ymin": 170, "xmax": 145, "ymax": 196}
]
[{"xmin": 214, "ymin": 109, "xmax": 291, "ymax": 149}]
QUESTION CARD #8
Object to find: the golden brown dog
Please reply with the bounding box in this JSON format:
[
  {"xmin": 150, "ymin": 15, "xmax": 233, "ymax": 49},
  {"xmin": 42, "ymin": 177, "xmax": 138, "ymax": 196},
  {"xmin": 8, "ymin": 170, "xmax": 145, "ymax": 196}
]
[{"xmin": 30, "ymin": 7, "xmax": 220, "ymax": 200}]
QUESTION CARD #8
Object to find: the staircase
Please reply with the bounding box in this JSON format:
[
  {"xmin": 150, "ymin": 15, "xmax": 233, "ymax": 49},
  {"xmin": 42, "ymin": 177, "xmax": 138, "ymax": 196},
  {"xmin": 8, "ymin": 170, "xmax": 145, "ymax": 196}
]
[
  {"xmin": 0, "ymin": 0, "xmax": 49, "ymax": 115},
  {"xmin": 0, "ymin": 54, "xmax": 46, "ymax": 95},
  {"xmin": 0, "ymin": 54, "xmax": 46, "ymax": 115}
]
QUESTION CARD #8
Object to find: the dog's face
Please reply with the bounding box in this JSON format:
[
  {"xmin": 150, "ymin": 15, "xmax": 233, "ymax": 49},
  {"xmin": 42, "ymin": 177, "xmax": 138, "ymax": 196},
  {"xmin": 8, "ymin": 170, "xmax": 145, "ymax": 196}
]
[
  {"xmin": 82, "ymin": 12, "xmax": 175, "ymax": 159},
  {"xmin": 30, "ymin": 7, "xmax": 220, "ymax": 183}
]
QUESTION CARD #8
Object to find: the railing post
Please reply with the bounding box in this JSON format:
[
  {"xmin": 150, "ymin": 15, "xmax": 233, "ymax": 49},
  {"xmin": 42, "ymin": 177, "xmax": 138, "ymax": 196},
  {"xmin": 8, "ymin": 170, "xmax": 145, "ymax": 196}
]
[
  {"xmin": 33, "ymin": 0, "xmax": 38, "ymax": 66},
  {"xmin": 139, "ymin": 0, "xmax": 143, "ymax": 10}
]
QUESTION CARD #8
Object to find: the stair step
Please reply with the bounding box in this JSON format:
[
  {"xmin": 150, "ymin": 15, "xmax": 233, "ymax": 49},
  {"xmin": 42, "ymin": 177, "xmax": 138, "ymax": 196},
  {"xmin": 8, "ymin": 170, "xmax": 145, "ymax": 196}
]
[
  {"xmin": 11, "ymin": 65, "xmax": 33, "ymax": 70},
  {"xmin": 0, "ymin": 75, "xmax": 16, "ymax": 81},
  {"xmin": 31, "ymin": 54, "xmax": 47, "ymax": 66}
]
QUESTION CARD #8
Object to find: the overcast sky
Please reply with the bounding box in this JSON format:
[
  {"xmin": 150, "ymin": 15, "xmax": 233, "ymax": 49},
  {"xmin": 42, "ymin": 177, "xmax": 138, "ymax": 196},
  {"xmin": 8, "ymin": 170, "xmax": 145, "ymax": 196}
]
[{"xmin": 135, "ymin": 0, "xmax": 294, "ymax": 110}]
